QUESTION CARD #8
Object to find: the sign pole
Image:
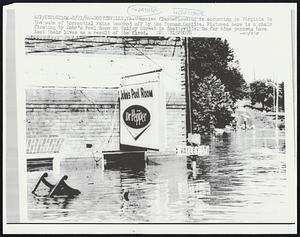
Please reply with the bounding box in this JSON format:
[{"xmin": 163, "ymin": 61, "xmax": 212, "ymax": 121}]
[
  {"xmin": 276, "ymin": 81, "xmax": 279, "ymax": 133},
  {"xmin": 185, "ymin": 37, "xmax": 193, "ymax": 136}
]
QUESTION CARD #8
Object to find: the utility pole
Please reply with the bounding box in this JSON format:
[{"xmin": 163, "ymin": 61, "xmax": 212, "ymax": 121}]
[
  {"xmin": 185, "ymin": 37, "xmax": 193, "ymax": 135},
  {"xmin": 273, "ymin": 85, "xmax": 275, "ymax": 112},
  {"xmin": 275, "ymin": 80, "xmax": 279, "ymax": 133},
  {"xmin": 267, "ymin": 79, "xmax": 279, "ymax": 134},
  {"xmin": 268, "ymin": 81, "xmax": 279, "ymax": 134}
]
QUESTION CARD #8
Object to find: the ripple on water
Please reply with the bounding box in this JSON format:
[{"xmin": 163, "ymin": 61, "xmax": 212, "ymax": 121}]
[{"xmin": 27, "ymin": 129, "xmax": 289, "ymax": 223}]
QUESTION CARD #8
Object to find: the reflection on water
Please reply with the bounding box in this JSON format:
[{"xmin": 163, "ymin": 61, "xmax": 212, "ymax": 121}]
[{"xmin": 27, "ymin": 129, "xmax": 288, "ymax": 223}]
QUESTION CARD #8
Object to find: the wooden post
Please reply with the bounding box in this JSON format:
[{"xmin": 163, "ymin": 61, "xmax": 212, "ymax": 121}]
[
  {"xmin": 275, "ymin": 81, "xmax": 279, "ymax": 132},
  {"xmin": 273, "ymin": 86, "xmax": 275, "ymax": 112},
  {"xmin": 184, "ymin": 37, "xmax": 192, "ymax": 137}
]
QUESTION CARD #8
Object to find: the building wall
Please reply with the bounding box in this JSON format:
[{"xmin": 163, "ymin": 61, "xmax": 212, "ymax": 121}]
[{"xmin": 25, "ymin": 37, "xmax": 187, "ymax": 158}]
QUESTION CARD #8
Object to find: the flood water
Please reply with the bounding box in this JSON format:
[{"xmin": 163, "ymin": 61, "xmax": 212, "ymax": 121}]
[{"xmin": 27, "ymin": 129, "xmax": 289, "ymax": 223}]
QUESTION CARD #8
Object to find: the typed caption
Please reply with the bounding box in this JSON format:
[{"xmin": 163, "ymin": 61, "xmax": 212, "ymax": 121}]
[{"xmin": 33, "ymin": 14, "xmax": 273, "ymax": 37}]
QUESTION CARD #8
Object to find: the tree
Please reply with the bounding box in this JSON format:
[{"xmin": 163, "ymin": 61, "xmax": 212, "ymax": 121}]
[
  {"xmin": 188, "ymin": 38, "xmax": 246, "ymax": 134},
  {"xmin": 249, "ymin": 80, "xmax": 284, "ymax": 111},
  {"xmin": 249, "ymin": 80, "xmax": 272, "ymax": 110},
  {"xmin": 191, "ymin": 74, "xmax": 235, "ymax": 134},
  {"xmin": 189, "ymin": 38, "xmax": 247, "ymax": 102}
]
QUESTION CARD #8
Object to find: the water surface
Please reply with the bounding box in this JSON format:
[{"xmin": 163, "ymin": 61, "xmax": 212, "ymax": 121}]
[{"xmin": 27, "ymin": 129, "xmax": 288, "ymax": 223}]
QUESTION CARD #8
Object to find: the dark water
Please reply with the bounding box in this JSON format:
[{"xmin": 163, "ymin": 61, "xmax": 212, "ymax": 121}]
[{"xmin": 27, "ymin": 129, "xmax": 288, "ymax": 223}]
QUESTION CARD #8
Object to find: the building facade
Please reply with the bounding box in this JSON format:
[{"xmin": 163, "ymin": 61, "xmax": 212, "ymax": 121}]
[{"xmin": 25, "ymin": 36, "xmax": 187, "ymax": 158}]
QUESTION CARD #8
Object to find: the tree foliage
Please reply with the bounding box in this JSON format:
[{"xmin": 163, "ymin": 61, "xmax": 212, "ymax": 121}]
[
  {"xmin": 191, "ymin": 74, "xmax": 235, "ymax": 133},
  {"xmin": 189, "ymin": 38, "xmax": 247, "ymax": 102},
  {"xmin": 249, "ymin": 80, "xmax": 284, "ymax": 111},
  {"xmin": 189, "ymin": 38, "xmax": 246, "ymax": 133}
]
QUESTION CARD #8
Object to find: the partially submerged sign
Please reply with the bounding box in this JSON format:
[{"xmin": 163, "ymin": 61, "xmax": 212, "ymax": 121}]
[
  {"xmin": 120, "ymin": 80, "xmax": 166, "ymax": 150},
  {"xmin": 188, "ymin": 133, "xmax": 201, "ymax": 145},
  {"xmin": 176, "ymin": 145, "xmax": 210, "ymax": 156}
]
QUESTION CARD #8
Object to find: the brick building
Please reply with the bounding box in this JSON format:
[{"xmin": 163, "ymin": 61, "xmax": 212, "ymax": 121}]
[{"xmin": 25, "ymin": 36, "xmax": 188, "ymax": 159}]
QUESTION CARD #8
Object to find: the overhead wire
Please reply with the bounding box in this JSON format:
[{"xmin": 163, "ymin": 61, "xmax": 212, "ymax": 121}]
[
  {"xmin": 28, "ymin": 36, "xmax": 184, "ymax": 145},
  {"xmin": 123, "ymin": 38, "xmax": 183, "ymax": 105},
  {"xmin": 26, "ymin": 36, "xmax": 184, "ymax": 106},
  {"xmin": 26, "ymin": 37, "xmax": 138, "ymax": 54},
  {"xmin": 75, "ymin": 87, "xmax": 119, "ymax": 147}
]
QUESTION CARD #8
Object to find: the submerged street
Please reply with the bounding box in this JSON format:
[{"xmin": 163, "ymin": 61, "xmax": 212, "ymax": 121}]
[{"xmin": 27, "ymin": 128, "xmax": 288, "ymax": 223}]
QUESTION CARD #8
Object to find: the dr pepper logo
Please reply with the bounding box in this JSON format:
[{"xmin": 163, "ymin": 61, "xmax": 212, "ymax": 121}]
[
  {"xmin": 123, "ymin": 105, "xmax": 151, "ymax": 140},
  {"xmin": 123, "ymin": 105, "xmax": 150, "ymax": 128}
]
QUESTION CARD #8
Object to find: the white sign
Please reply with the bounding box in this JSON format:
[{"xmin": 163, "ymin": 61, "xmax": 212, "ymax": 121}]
[
  {"xmin": 175, "ymin": 145, "xmax": 210, "ymax": 156},
  {"xmin": 120, "ymin": 80, "xmax": 166, "ymax": 150},
  {"xmin": 188, "ymin": 133, "xmax": 201, "ymax": 145}
]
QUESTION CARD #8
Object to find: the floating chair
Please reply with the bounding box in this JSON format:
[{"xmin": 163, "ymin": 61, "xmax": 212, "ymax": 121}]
[{"xmin": 32, "ymin": 172, "xmax": 80, "ymax": 197}]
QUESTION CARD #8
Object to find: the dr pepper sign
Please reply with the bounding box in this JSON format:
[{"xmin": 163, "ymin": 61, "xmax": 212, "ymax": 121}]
[{"xmin": 119, "ymin": 81, "xmax": 166, "ymax": 150}]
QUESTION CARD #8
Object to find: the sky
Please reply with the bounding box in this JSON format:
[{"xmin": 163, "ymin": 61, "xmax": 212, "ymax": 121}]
[
  {"xmin": 20, "ymin": 3, "xmax": 294, "ymax": 86},
  {"xmin": 17, "ymin": 3, "xmax": 294, "ymax": 85},
  {"xmin": 227, "ymin": 35, "xmax": 292, "ymax": 83},
  {"xmin": 23, "ymin": 33, "xmax": 293, "ymax": 88},
  {"xmin": 224, "ymin": 19, "xmax": 293, "ymax": 84}
]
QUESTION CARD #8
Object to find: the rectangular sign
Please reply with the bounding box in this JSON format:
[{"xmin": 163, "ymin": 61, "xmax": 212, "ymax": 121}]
[
  {"xmin": 188, "ymin": 133, "xmax": 201, "ymax": 145},
  {"xmin": 120, "ymin": 80, "xmax": 166, "ymax": 150},
  {"xmin": 175, "ymin": 145, "xmax": 210, "ymax": 156}
]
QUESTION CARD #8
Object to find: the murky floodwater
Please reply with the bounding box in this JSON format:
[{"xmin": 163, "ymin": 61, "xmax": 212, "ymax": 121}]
[{"xmin": 27, "ymin": 129, "xmax": 288, "ymax": 223}]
